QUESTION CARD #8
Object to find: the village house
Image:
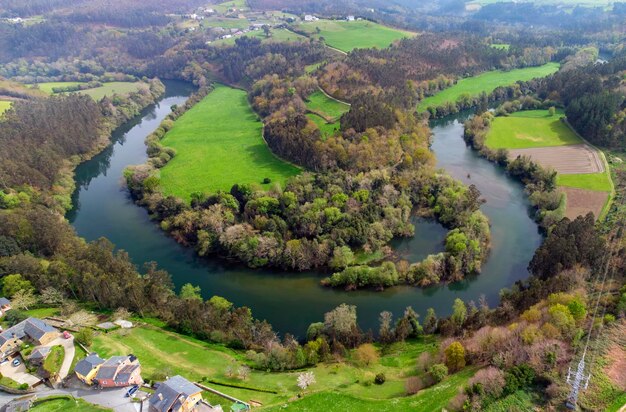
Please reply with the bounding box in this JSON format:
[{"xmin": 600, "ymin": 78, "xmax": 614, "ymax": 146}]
[
  {"xmin": 75, "ymin": 353, "xmax": 106, "ymax": 385},
  {"xmin": 304, "ymin": 15, "xmax": 318, "ymax": 22},
  {"xmin": 149, "ymin": 375, "xmax": 203, "ymax": 412},
  {"xmin": 346, "ymin": 15, "xmax": 355, "ymax": 21},
  {"xmin": 93, "ymin": 354, "xmax": 142, "ymax": 388},
  {"xmin": 0, "ymin": 297, "xmax": 11, "ymax": 315},
  {"xmin": 28, "ymin": 346, "xmax": 52, "ymax": 366},
  {"xmin": 0, "ymin": 318, "xmax": 59, "ymax": 360}
]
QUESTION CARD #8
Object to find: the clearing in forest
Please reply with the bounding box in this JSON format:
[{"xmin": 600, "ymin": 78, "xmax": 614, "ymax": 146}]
[
  {"xmin": 485, "ymin": 109, "xmax": 612, "ymax": 219},
  {"xmin": 417, "ymin": 63, "xmax": 560, "ymax": 112},
  {"xmin": 305, "ymin": 90, "xmax": 349, "ymax": 138},
  {"xmin": 33, "ymin": 81, "xmax": 148, "ymax": 101},
  {"xmin": 0, "ymin": 100, "xmax": 11, "ymax": 114},
  {"xmin": 298, "ymin": 19, "xmax": 414, "ymax": 52},
  {"xmin": 159, "ymin": 84, "xmax": 300, "ymax": 200}
]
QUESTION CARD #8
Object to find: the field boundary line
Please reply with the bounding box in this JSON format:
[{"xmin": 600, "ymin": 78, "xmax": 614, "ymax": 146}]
[
  {"xmin": 317, "ymin": 85, "xmax": 351, "ymax": 107},
  {"xmin": 563, "ymin": 118, "xmax": 615, "ymax": 220}
]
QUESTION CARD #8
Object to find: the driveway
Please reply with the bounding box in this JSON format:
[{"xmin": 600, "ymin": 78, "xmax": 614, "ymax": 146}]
[
  {"xmin": 0, "ymin": 357, "xmax": 41, "ymax": 387},
  {"xmin": 46, "ymin": 336, "xmax": 75, "ymax": 380}
]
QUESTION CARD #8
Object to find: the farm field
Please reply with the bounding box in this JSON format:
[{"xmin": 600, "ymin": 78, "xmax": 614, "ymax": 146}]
[
  {"xmin": 417, "ymin": 63, "xmax": 560, "ymax": 112},
  {"xmin": 91, "ymin": 323, "xmax": 471, "ymax": 411},
  {"xmin": 159, "ymin": 84, "xmax": 300, "ymax": 200},
  {"xmin": 484, "ymin": 109, "xmax": 612, "ymax": 219},
  {"xmin": 33, "ymin": 81, "xmax": 148, "ymax": 101},
  {"xmin": 298, "ymin": 20, "xmax": 414, "ymax": 52},
  {"xmin": 490, "ymin": 43, "xmax": 510, "ymax": 50},
  {"xmin": 485, "ymin": 110, "xmax": 581, "ymax": 149},
  {"xmin": 306, "ymin": 90, "xmax": 350, "ymax": 120},
  {"xmin": 0, "ymin": 100, "xmax": 11, "ymax": 114},
  {"xmin": 213, "ymin": 28, "xmax": 307, "ymax": 45}
]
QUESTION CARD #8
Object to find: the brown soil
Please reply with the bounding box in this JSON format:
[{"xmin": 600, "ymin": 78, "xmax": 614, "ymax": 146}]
[
  {"xmin": 508, "ymin": 144, "xmax": 604, "ymax": 174},
  {"xmin": 560, "ymin": 187, "xmax": 608, "ymax": 220}
]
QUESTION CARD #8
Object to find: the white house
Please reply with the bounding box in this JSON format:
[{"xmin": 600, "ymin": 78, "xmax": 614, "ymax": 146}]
[
  {"xmin": 347, "ymin": 15, "xmax": 355, "ymax": 21},
  {"xmin": 304, "ymin": 15, "xmax": 318, "ymax": 22}
]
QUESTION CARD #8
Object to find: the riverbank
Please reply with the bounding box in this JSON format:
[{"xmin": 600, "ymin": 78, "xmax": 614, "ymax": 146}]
[{"xmin": 69, "ymin": 81, "xmax": 541, "ymax": 335}]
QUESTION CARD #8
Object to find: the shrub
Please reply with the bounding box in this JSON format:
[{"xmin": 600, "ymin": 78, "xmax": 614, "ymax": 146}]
[
  {"xmin": 262, "ymin": 177, "xmax": 271, "ymax": 184},
  {"xmin": 467, "ymin": 367, "xmax": 505, "ymax": 399},
  {"xmin": 354, "ymin": 344, "xmax": 379, "ymax": 366},
  {"xmin": 18, "ymin": 383, "xmax": 28, "ymax": 390},
  {"xmin": 374, "ymin": 373, "xmax": 386, "ymax": 385},
  {"xmin": 429, "ymin": 363, "xmax": 448, "ymax": 383},
  {"xmin": 405, "ymin": 376, "xmax": 423, "ymax": 395},
  {"xmin": 75, "ymin": 328, "xmax": 94, "ymax": 346}
]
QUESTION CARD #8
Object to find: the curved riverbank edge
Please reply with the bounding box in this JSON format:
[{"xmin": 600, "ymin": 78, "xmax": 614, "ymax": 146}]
[
  {"xmin": 123, "ymin": 82, "xmax": 492, "ymax": 290},
  {"xmin": 52, "ymin": 78, "xmax": 165, "ymax": 212}
]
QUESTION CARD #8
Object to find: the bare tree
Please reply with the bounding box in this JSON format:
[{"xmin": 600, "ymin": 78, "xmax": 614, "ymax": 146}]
[
  {"xmin": 68, "ymin": 310, "xmax": 98, "ymax": 327},
  {"xmin": 40, "ymin": 287, "xmax": 65, "ymax": 306},
  {"xmin": 11, "ymin": 289, "xmax": 37, "ymax": 310}
]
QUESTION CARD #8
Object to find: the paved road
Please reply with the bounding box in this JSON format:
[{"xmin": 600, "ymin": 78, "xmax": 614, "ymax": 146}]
[
  {"xmin": 0, "ymin": 358, "xmax": 40, "ymax": 387},
  {"xmin": 0, "ymin": 387, "xmax": 143, "ymax": 411}
]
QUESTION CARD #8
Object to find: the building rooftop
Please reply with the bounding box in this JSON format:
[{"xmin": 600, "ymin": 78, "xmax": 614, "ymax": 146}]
[
  {"xmin": 74, "ymin": 353, "xmax": 105, "ymax": 376},
  {"xmin": 149, "ymin": 375, "xmax": 201, "ymax": 412}
]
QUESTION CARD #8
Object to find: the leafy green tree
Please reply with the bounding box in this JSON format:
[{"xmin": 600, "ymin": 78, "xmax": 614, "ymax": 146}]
[
  {"xmin": 548, "ymin": 106, "xmax": 556, "ymax": 116},
  {"xmin": 567, "ymin": 298, "xmax": 587, "ymax": 322},
  {"xmin": 429, "ymin": 363, "xmax": 448, "ymax": 383},
  {"xmin": 1, "ymin": 274, "xmax": 34, "ymax": 297},
  {"xmin": 180, "ymin": 283, "xmax": 202, "ymax": 301},
  {"xmin": 75, "ymin": 328, "xmax": 94, "ymax": 347},
  {"xmin": 451, "ymin": 298, "xmax": 467, "ymax": 328},
  {"xmin": 423, "ymin": 308, "xmax": 438, "ymax": 334},
  {"xmin": 444, "ymin": 341, "xmax": 466, "ymax": 372},
  {"xmin": 330, "ymin": 246, "xmax": 355, "ymax": 270},
  {"xmin": 209, "ymin": 296, "xmax": 233, "ymax": 312}
]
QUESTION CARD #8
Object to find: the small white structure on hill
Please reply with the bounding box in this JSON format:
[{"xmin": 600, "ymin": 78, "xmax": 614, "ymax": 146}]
[
  {"xmin": 304, "ymin": 15, "xmax": 318, "ymax": 22},
  {"xmin": 346, "ymin": 15, "xmax": 355, "ymax": 21},
  {"xmin": 114, "ymin": 319, "xmax": 133, "ymax": 329}
]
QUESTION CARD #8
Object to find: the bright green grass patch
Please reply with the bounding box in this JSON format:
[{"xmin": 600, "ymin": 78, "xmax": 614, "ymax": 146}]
[
  {"xmin": 92, "ymin": 323, "xmax": 443, "ymax": 410},
  {"xmin": 43, "ymin": 345, "xmax": 65, "ymax": 375},
  {"xmin": 606, "ymin": 392, "xmax": 626, "ymax": 412},
  {"xmin": 262, "ymin": 367, "xmax": 476, "ymax": 412},
  {"xmin": 484, "ymin": 390, "xmax": 540, "ymax": 411},
  {"xmin": 306, "ymin": 90, "xmax": 350, "ymax": 120},
  {"xmin": 213, "ymin": 0, "xmax": 248, "ymax": 13},
  {"xmin": 24, "ymin": 307, "xmax": 60, "ymax": 318},
  {"xmin": 490, "ymin": 43, "xmax": 510, "ymax": 51},
  {"xmin": 307, "ymin": 113, "xmax": 339, "ymax": 138},
  {"xmin": 557, "ymin": 172, "xmax": 613, "ymax": 192},
  {"xmin": 159, "ymin": 84, "xmax": 300, "ymax": 200},
  {"xmin": 417, "ymin": 63, "xmax": 560, "ymax": 112},
  {"xmin": 0, "ymin": 375, "xmax": 22, "ymax": 389},
  {"xmin": 31, "ymin": 396, "xmax": 110, "ymax": 412},
  {"xmin": 305, "ymin": 62, "xmax": 324, "ymax": 73},
  {"xmin": 298, "ymin": 20, "xmax": 414, "ymax": 52},
  {"xmin": 212, "ymin": 29, "xmax": 306, "ymax": 47},
  {"xmin": 33, "ymin": 81, "xmax": 147, "ymax": 101},
  {"xmin": 485, "ymin": 110, "xmax": 582, "ymax": 149},
  {"xmin": 0, "ymin": 100, "xmax": 12, "ymax": 114}
]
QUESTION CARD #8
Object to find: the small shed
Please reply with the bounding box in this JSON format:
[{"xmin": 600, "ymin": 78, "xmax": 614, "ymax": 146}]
[{"xmin": 97, "ymin": 322, "xmax": 117, "ymax": 330}]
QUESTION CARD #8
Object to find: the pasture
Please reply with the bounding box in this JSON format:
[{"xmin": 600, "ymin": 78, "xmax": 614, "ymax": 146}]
[
  {"xmin": 33, "ymin": 81, "xmax": 148, "ymax": 101},
  {"xmin": 306, "ymin": 90, "xmax": 350, "ymax": 120},
  {"xmin": 298, "ymin": 20, "xmax": 414, "ymax": 52},
  {"xmin": 91, "ymin": 322, "xmax": 469, "ymax": 411},
  {"xmin": 30, "ymin": 396, "xmax": 109, "ymax": 412},
  {"xmin": 213, "ymin": 28, "xmax": 307, "ymax": 46},
  {"xmin": 0, "ymin": 100, "xmax": 11, "ymax": 114},
  {"xmin": 417, "ymin": 63, "xmax": 560, "ymax": 112},
  {"xmin": 307, "ymin": 113, "xmax": 340, "ymax": 138},
  {"xmin": 485, "ymin": 110, "xmax": 581, "ymax": 149},
  {"xmin": 159, "ymin": 84, "xmax": 300, "ymax": 200}
]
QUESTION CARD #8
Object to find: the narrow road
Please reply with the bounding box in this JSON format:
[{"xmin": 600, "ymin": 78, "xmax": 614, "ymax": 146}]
[{"xmin": 53, "ymin": 336, "xmax": 76, "ymax": 381}]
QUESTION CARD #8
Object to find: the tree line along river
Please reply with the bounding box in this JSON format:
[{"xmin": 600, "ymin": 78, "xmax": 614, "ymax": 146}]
[{"xmin": 67, "ymin": 80, "xmax": 543, "ymax": 337}]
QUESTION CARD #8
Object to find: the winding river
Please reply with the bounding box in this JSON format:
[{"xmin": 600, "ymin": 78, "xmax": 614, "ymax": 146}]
[{"xmin": 67, "ymin": 80, "xmax": 542, "ymax": 337}]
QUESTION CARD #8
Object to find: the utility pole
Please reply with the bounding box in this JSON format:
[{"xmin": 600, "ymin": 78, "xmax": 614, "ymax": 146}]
[{"xmin": 566, "ymin": 349, "xmax": 591, "ymax": 409}]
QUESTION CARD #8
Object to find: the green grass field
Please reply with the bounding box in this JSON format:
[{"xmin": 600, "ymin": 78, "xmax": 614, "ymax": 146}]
[
  {"xmin": 90, "ymin": 323, "xmax": 472, "ymax": 411},
  {"xmin": 33, "ymin": 81, "xmax": 147, "ymax": 101},
  {"xmin": 417, "ymin": 63, "xmax": 560, "ymax": 112},
  {"xmin": 159, "ymin": 84, "xmax": 300, "ymax": 200},
  {"xmin": 485, "ymin": 110, "xmax": 582, "ymax": 149},
  {"xmin": 307, "ymin": 113, "xmax": 339, "ymax": 138},
  {"xmin": 557, "ymin": 173, "xmax": 613, "ymax": 192},
  {"xmin": 31, "ymin": 397, "xmax": 109, "ymax": 412},
  {"xmin": 298, "ymin": 20, "xmax": 414, "ymax": 52},
  {"xmin": 306, "ymin": 90, "xmax": 350, "ymax": 120},
  {"xmin": 0, "ymin": 100, "xmax": 11, "ymax": 114},
  {"xmin": 214, "ymin": 28, "xmax": 307, "ymax": 46}
]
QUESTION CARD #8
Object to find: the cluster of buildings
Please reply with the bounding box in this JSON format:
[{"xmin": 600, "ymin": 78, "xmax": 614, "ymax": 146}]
[
  {"xmin": 303, "ymin": 15, "xmax": 358, "ymax": 22},
  {"xmin": 0, "ymin": 317, "xmax": 59, "ymax": 362},
  {"xmin": 75, "ymin": 353, "xmax": 142, "ymax": 388}
]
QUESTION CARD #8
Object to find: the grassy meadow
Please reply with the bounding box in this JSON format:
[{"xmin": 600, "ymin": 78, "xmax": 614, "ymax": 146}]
[
  {"xmin": 213, "ymin": 28, "xmax": 307, "ymax": 46},
  {"xmin": 306, "ymin": 90, "xmax": 350, "ymax": 120},
  {"xmin": 485, "ymin": 109, "xmax": 581, "ymax": 149},
  {"xmin": 31, "ymin": 396, "xmax": 110, "ymax": 412},
  {"xmin": 556, "ymin": 173, "xmax": 613, "ymax": 192},
  {"xmin": 307, "ymin": 113, "xmax": 339, "ymax": 138},
  {"xmin": 159, "ymin": 84, "xmax": 300, "ymax": 200},
  {"xmin": 490, "ymin": 43, "xmax": 510, "ymax": 50},
  {"xmin": 0, "ymin": 100, "xmax": 11, "ymax": 114},
  {"xmin": 33, "ymin": 81, "xmax": 147, "ymax": 101},
  {"xmin": 417, "ymin": 62, "xmax": 560, "ymax": 112},
  {"xmin": 298, "ymin": 20, "xmax": 414, "ymax": 52},
  {"xmin": 91, "ymin": 323, "xmax": 473, "ymax": 411}
]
